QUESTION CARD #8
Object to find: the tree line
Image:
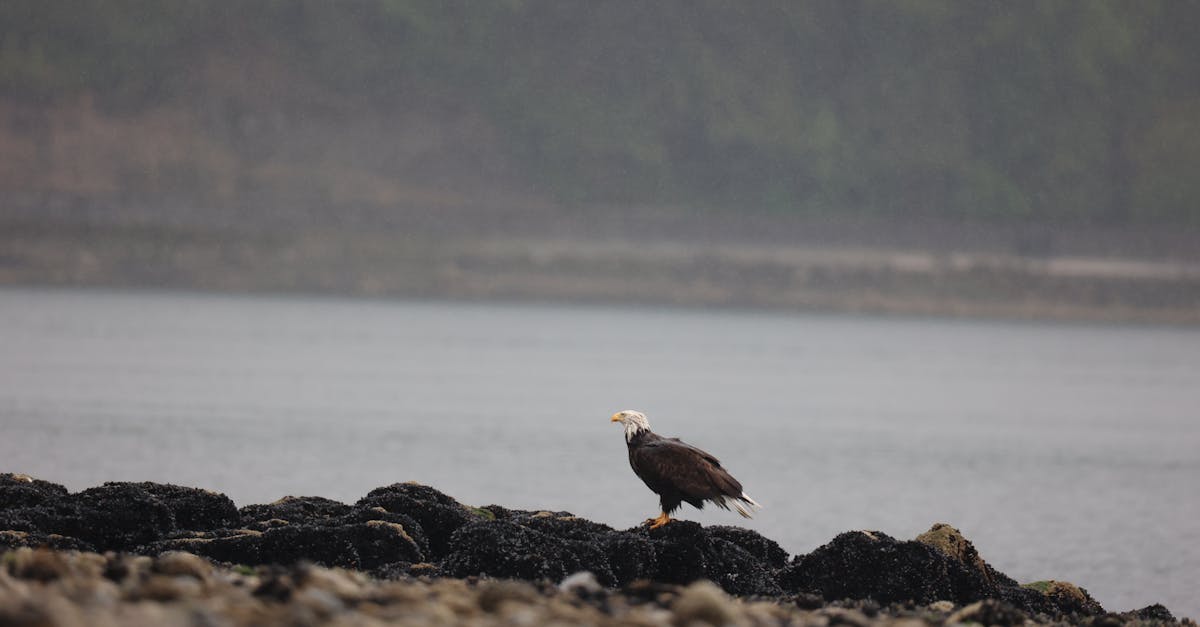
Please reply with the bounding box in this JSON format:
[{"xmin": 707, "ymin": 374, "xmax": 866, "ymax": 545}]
[{"xmin": 2, "ymin": 1, "xmax": 1197, "ymax": 225}]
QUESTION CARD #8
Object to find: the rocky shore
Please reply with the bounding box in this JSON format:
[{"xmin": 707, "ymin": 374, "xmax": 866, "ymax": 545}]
[{"xmin": 0, "ymin": 473, "xmax": 1189, "ymax": 626}]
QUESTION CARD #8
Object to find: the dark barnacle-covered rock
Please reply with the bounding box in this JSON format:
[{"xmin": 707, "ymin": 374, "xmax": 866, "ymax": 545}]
[
  {"xmin": 707, "ymin": 525, "xmax": 790, "ymax": 570},
  {"xmin": 635, "ymin": 520, "xmax": 780, "ymax": 596},
  {"xmin": 0, "ymin": 474, "xmax": 78, "ymax": 544},
  {"xmin": 4, "ymin": 475, "xmax": 1185, "ymax": 622},
  {"xmin": 0, "ymin": 474, "xmax": 69, "ymax": 509},
  {"xmin": 339, "ymin": 506, "xmax": 431, "ymax": 559},
  {"xmin": 255, "ymin": 520, "xmax": 423, "ymax": 569},
  {"xmin": 129, "ymin": 482, "xmax": 241, "ymax": 531},
  {"xmin": 442, "ymin": 520, "xmax": 579, "ymax": 581},
  {"xmin": 356, "ymin": 482, "xmax": 474, "ymax": 559},
  {"xmin": 239, "ymin": 495, "xmax": 352, "ymax": 527},
  {"xmin": 66, "ymin": 483, "xmax": 176, "ymax": 551},
  {"xmin": 778, "ymin": 529, "xmax": 991, "ymax": 605}
]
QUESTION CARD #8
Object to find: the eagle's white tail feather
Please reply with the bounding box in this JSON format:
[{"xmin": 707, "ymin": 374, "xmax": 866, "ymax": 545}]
[
  {"xmin": 717, "ymin": 493, "xmax": 762, "ymax": 518},
  {"xmin": 734, "ymin": 492, "xmax": 762, "ymax": 518}
]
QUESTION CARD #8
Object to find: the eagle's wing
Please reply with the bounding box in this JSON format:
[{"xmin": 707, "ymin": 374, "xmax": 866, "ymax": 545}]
[{"xmin": 631, "ymin": 438, "xmax": 743, "ymax": 500}]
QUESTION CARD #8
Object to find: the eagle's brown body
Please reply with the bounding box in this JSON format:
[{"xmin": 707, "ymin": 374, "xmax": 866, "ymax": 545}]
[{"xmin": 612, "ymin": 410, "xmax": 760, "ymax": 528}]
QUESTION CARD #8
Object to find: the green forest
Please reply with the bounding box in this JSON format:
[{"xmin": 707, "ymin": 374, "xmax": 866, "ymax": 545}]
[{"xmin": 2, "ymin": 1, "xmax": 1199, "ymax": 225}]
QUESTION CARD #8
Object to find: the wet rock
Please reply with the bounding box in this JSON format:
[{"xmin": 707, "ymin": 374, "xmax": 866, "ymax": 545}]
[
  {"xmin": 466, "ymin": 506, "xmax": 497, "ymax": 521},
  {"xmin": 779, "ymin": 529, "xmax": 1106, "ymax": 619},
  {"xmin": 948, "ymin": 599, "xmax": 1030, "ymax": 627},
  {"xmin": 340, "ymin": 507, "xmax": 431, "ymax": 558},
  {"xmin": 67, "ymin": 483, "xmax": 175, "ymax": 551},
  {"xmin": 1094, "ymin": 614, "xmax": 1136, "ymax": 627},
  {"xmin": 792, "ymin": 592, "xmax": 826, "ymax": 610},
  {"xmin": 0, "ymin": 474, "xmax": 69, "ymax": 509},
  {"xmin": 128, "ymin": 482, "xmax": 240, "ymax": 531},
  {"xmin": 499, "ymin": 510, "xmax": 625, "ymax": 585},
  {"xmin": 0, "ymin": 507, "xmax": 50, "ymax": 535},
  {"xmin": 141, "ymin": 530, "xmax": 263, "ymax": 565},
  {"xmin": 708, "ymin": 525, "xmax": 789, "ymax": 569},
  {"xmin": 0, "ymin": 530, "xmax": 95, "ymax": 552},
  {"xmin": 256, "ymin": 520, "xmax": 423, "ymax": 569},
  {"xmin": 562, "ymin": 539, "xmax": 617, "ymax": 586},
  {"xmin": 354, "ymin": 520, "xmax": 426, "ymax": 567},
  {"xmin": 1046, "ymin": 580, "xmax": 1104, "ymax": 616},
  {"xmin": 636, "ymin": 521, "xmax": 780, "ymax": 596},
  {"xmin": 0, "ymin": 477, "xmax": 1170, "ymax": 623},
  {"xmin": 369, "ymin": 561, "xmax": 416, "ymax": 580},
  {"xmin": 1126, "ymin": 604, "xmax": 1175, "ymax": 622},
  {"xmin": 916, "ymin": 523, "xmax": 1013, "ymax": 587},
  {"xmin": 1020, "ymin": 580, "xmax": 1105, "ymax": 617},
  {"xmin": 641, "ymin": 521, "xmax": 710, "ymax": 585},
  {"xmin": 443, "ymin": 520, "xmax": 577, "ymax": 581},
  {"xmin": 356, "ymin": 482, "xmax": 474, "ymax": 559},
  {"xmin": 150, "ymin": 504, "xmax": 433, "ymax": 569},
  {"xmin": 778, "ymin": 530, "xmax": 984, "ymax": 605},
  {"xmin": 477, "ymin": 504, "xmax": 514, "ymax": 520},
  {"xmin": 0, "ymin": 476, "xmax": 77, "ymax": 540},
  {"xmin": 239, "ymin": 496, "xmax": 351, "ymax": 526},
  {"xmin": 601, "ymin": 533, "xmax": 656, "ymax": 586},
  {"xmin": 516, "ymin": 511, "xmax": 615, "ymax": 540},
  {"xmin": 706, "ymin": 535, "xmax": 781, "ymax": 596}
]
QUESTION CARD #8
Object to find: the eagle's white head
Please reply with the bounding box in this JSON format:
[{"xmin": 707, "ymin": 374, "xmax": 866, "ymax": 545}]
[{"xmin": 610, "ymin": 409, "xmax": 650, "ymax": 442}]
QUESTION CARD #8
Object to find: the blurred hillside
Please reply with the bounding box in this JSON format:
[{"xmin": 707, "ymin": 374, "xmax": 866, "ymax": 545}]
[{"xmin": 2, "ymin": 1, "xmax": 1199, "ymax": 320}]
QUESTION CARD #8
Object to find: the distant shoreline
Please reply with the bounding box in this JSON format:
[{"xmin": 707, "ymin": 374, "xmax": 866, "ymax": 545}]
[{"xmin": 2, "ymin": 223, "xmax": 1198, "ymax": 325}]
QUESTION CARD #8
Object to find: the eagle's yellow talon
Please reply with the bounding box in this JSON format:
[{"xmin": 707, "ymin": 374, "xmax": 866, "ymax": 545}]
[{"xmin": 647, "ymin": 512, "xmax": 671, "ymax": 529}]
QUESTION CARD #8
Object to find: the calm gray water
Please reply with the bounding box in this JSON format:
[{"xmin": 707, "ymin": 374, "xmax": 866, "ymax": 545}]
[{"xmin": 1, "ymin": 287, "xmax": 1197, "ymax": 617}]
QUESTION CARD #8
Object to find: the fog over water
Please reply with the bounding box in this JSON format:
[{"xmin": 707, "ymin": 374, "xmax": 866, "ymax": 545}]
[{"xmin": 2, "ymin": 287, "xmax": 1197, "ymax": 617}]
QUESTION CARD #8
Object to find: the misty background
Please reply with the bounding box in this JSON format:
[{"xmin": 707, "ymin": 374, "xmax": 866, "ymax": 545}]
[
  {"xmin": 2, "ymin": 1, "xmax": 1200, "ymax": 619},
  {"xmin": 2, "ymin": 1, "xmax": 1199, "ymax": 320}
]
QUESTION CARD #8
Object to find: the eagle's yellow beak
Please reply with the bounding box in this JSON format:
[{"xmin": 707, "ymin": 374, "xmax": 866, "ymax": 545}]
[{"xmin": 610, "ymin": 413, "xmax": 622, "ymax": 422}]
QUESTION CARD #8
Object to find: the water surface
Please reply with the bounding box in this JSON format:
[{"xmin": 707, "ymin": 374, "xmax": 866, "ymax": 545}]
[{"xmin": 1, "ymin": 287, "xmax": 1197, "ymax": 617}]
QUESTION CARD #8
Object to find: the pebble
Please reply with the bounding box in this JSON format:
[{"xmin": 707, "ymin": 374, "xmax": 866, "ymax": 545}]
[
  {"xmin": 9, "ymin": 547, "xmax": 70, "ymax": 581},
  {"xmin": 152, "ymin": 551, "xmax": 213, "ymax": 580},
  {"xmin": 478, "ymin": 579, "xmax": 539, "ymax": 612},
  {"xmin": 559, "ymin": 571, "xmax": 603, "ymax": 595},
  {"xmin": 927, "ymin": 600, "xmax": 955, "ymax": 613},
  {"xmin": 671, "ymin": 580, "xmax": 739, "ymax": 627}
]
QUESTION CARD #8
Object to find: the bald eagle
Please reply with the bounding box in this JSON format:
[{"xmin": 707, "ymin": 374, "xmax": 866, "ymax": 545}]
[{"xmin": 611, "ymin": 410, "xmax": 761, "ymax": 529}]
